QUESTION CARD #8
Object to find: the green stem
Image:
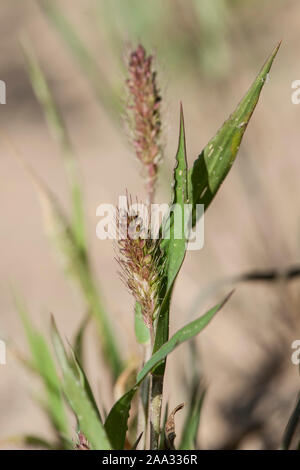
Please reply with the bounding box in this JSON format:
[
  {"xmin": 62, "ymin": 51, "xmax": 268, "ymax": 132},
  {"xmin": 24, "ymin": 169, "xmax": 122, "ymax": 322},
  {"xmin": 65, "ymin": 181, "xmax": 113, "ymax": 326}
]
[
  {"xmin": 137, "ymin": 342, "xmax": 151, "ymax": 449},
  {"xmin": 150, "ymin": 374, "xmax": 164, "ymax": 450}
]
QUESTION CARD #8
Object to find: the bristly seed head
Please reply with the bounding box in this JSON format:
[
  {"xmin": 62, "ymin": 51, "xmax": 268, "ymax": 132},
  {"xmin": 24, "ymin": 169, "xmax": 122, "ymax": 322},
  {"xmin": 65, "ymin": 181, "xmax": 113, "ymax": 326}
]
[
  {"xmin": 116, "ymin": 195, "xmax": 162, "ymax": 330},
  {"xmin": 126, "ymin": 44, "xmax": 162, "ymax": 204},
  {"xmin": 75, "ymin": 432, "xmax": 90, "ymax": 450}
]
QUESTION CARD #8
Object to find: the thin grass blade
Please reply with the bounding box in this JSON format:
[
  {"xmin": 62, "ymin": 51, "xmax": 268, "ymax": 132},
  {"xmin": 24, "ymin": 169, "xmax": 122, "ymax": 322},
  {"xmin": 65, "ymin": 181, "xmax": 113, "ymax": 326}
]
[
  {"xmin": 20, "ymin": 35, "xmax": 86, "ymax": 253},
  {"xmin": 105, "ymin": 294, "xmax": 230, "ymax": 449},
  {"xmin": 39, "ymin": 0, "xmax": 120, "ymax": 120},
  {"xmin": 14, "ymin": 291, "xmax": 69, "ymax": 440},
  {"xmin": 188, "ymin": 42, "xmax": 281, "ymax": 225},
  {"xmin": 51, "ymin": 318, "xmax": 112, "ymax": 450}
]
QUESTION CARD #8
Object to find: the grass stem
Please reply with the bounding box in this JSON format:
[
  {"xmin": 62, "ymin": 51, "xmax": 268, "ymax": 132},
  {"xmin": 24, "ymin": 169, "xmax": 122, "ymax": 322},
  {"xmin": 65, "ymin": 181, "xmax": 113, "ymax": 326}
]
[{"xmin": 150, "ymin": 374, "xmax": 163, "ymax": 450}]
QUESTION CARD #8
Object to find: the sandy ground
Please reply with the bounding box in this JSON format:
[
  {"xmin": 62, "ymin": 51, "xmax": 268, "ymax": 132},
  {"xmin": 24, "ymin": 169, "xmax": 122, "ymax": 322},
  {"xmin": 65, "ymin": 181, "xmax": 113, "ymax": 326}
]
[{"xmin": 1, "ymin": 0, "xmax": 300, "ymax": 449}]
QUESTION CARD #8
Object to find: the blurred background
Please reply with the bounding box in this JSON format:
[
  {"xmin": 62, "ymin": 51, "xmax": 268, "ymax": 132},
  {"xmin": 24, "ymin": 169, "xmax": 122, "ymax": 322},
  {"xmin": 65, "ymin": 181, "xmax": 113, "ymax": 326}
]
[{"xmin": 0, "ymin": 0, "xmax": 300, "ymax": 449}]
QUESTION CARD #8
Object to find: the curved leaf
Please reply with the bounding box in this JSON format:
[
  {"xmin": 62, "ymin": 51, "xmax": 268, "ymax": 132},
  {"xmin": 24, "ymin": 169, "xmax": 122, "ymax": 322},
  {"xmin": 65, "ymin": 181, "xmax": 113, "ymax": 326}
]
[
  {"xmin": 104, "ymin": 388, "xmax": 137, "ymax": 450},
  {"xmin": 14, "ymin": 292, "xmax": 69, "ymax": 439},
  {"xmin": 154, "ymin": 43, "xmax": 280, "ymax": 377},
  {"xmin": 51, "ymin": 318, "xmax": 111, "ymax": 450},
  {"xmin": 188, "ymin": 42, "xmax": 281, "ymax": 225},
  {"xmin": 179, "ymin": 388, "xmax": 205, "ymax": 450},
  {"xmin": 138, "ymin": 293, "xmax": 231, "ymax": 382},
  {"xmin": 105, "ymin": 293, "xmax": 231, "ymax": 449}
]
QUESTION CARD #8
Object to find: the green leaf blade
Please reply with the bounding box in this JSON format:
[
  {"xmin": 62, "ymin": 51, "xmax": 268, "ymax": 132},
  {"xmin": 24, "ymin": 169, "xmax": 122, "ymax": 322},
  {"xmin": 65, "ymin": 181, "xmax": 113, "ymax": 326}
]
[
  {"xmin": 104, "ymin": 388, "xmax": 137, "ymax": 450},
  {"xmin": 39, "ymin": 0, "xmax": 120, "ymax": 120},
  {"xmin": 20, "ymin": 157, "xmax": 122, "ymax": 379},
  {"xmin": 51, "ymin": 319, "xmax": 112, "ymax": 450},
  {"xmin": 20, "ymin": 35, "xmax": 86, "ymax": 254},
  {"xmin": 189, "ymin": 42, "xmax": 281, "ymax": 224},
  {"xmin": 14, "ymin": 292, "xmax": 69, "ymax": 439},
  {"xmin": 139, "ymin": 294, "xmax": 230, "ymax": 383},
  {"xmin": 134, "ymin": 302, "xmax": 150, "ymax": 344},
  {"xmin": 160, "ymin": 104, "xmax": 188, "ymax": 289},
  {"xmin": 105, "ymin": 294, "xmax": 230, "ymax": 449},
  {"xmin": 154, "ymin": 106, "xmax": 189, "ymax": 368},
  {"xmin": 179, "ymin": 388, "xmax": 205, "ymax": 450}
]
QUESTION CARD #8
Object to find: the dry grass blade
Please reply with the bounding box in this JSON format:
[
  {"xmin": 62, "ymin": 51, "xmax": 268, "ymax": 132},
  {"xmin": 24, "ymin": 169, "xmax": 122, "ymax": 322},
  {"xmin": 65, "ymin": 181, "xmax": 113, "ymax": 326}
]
[
  {"xmin": 20, "ymin": 34, "xmax": 85, "ymax": 252},
  {"xmin": 165, "ymin": 403, "xmax": 185, "ymax": 450},
  {"xmin": 6, "ymin": 135, "xmax": 123, "ymax": 379}
]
